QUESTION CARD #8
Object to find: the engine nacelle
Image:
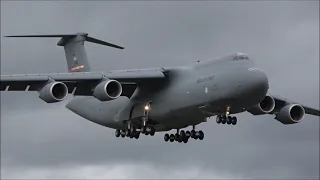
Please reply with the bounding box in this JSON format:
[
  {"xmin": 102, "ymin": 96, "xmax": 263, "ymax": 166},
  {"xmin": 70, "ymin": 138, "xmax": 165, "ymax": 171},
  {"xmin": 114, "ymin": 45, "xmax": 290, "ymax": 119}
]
[
  {"xmin": 38, "ymin": 82, "xmax": 68, "ymax": 103},
  {"xmin": 93, "ymin": 80, "xmax": 122, "ymax": 101},
  {"xmin": 248, "ymin": 95, "xmax": 276, "ymax": 115},
  {"xmin": 275, "ymin": 104, "xmax": 305, "ymax": 124}
]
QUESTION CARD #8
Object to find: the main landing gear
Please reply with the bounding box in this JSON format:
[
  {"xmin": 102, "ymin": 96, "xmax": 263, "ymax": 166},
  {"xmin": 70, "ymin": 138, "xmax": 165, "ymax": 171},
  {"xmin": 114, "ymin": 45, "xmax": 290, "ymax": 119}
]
[
  {"xmin": 216, "ymin": 115, "xmax": 237, "ymax": 125},
  {"xmin": 164, "ymin": 126, "xmax": 204, "ymax": 143},
  {"xmin": 115, "ymin": 101, "xmax": 156, "ymax": 139},
  {"xmin": 114, "ymin": 125, "xmax": 156, "ymax": 139}
]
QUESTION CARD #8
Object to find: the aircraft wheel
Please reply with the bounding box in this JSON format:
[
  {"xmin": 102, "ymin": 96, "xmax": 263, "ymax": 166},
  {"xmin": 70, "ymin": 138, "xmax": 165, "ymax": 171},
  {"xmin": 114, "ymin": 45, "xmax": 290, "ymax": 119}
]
[
  {"xmin": 169, "ymin": 134, "xmax": 175, "ymax": 142},
  {"xmin": 134, "ymin": 132, "xmax": 140, "ymax": 139},
  {"xmin": 146, "ymin": 127, "xmax": 152, "ymax": 133},
  {"xmin": 164, "ymin": 134, "xmax": 169, "ymax": 142},
  {"xmin": 141, "ymin": 126, "xmax": 146, "ymax": 134},
  {"xmin": 180, "ymin": 130, "xmax": 186, "ymax": 139},
  {"xmin": 185, "ymin": 131, "xmax": 191, "ymax": 138},
  {"xmin": 125, "ymin": 130, "xmax": 131, "ymax": 137},
  {"xmin": 232, "ymin": 117, "xmax": 237, "ymax": 125},
  {"xmin": 191, "ymin": 130, "xmax": 196, "ymax": 138},
  {"xmin": 216, "ymin": 115, "xmax": 222, "ymax": 124},
  {"xmin": 150, "ymin": 131, "xmax": 155, "ymax": 136},
  {"xmin": 130, "ymin": 127, "xmax": 136, "ymax": 134},
  {"xmin": 198, "ymin": 130, "xmax": 204, "ymax": 140},
  {"xmin": 221, "ymin": 116, "xmax": 227, "ymax": 124},
  {"xmin": 183, "ymin": 136, "xmax": 188, "ymax": 143},
  {"xmin": 227, "ymin": 116, "xmax": 232, "ymax": 125},
  {"xmin": 175, "ymin": 133, "xmax": 180, "ymax": 141},
  {"xmin": 115, "ymin": 129, "xmax": 120, "ymax": 137},
  {"xmin": 150, "ymin": 127, "xmax": 155, "ymax": 136},
  {"xmin": 120, "ymin": 130, "xmax": 126, "ymax": 138},
  {"xmin": 194, "ymin": 131, "xmax": 200, "ymax": 139}
]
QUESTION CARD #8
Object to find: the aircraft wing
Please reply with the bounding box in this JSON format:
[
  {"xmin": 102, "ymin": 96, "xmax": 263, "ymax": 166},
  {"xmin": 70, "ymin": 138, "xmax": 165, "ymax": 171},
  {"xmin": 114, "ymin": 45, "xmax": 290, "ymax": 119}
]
[
  {"xmin": 0, "ymin": 69, "xmax": 166, "ymax": 98},
  {"xmin": 270, "ymin": 94, "xmax": 320, "ymax": 116}
]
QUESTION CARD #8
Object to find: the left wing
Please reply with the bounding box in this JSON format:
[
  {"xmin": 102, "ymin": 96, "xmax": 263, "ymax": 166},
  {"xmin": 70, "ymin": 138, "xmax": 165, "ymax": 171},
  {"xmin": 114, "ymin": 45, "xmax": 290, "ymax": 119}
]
[
  {"xmin": 271, "ymin": 94, "xmax": 320, "ymax": 116},
  {"xmin": 248, "ymin": 93, "xmax": 319, "ymax": 125},
  {"xmin": 0, "ymin": 69, "xmax": 166, "ymax": 99}
]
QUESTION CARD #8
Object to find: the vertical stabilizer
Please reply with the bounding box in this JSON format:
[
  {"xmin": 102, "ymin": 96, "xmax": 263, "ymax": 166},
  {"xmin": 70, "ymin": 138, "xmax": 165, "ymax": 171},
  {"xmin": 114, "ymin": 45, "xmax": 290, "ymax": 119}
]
[
  {"xmin": 57, "ymin": 33, "xmax": 91, "ymax": 72},
  {"xmin": 5, "ymin": 32, "xmax": 124, "ymax": 72}
]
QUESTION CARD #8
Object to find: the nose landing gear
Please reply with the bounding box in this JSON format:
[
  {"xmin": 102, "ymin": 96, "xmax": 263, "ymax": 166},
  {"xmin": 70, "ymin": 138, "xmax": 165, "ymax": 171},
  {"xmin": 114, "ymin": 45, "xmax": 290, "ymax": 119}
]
[
  {"xmin": 216, "ymin": 107, "xmax": 238, "ymax": 125},
  {"xmin": 216, "ymin": 115, "xmax": 237, "ymax": 125}
]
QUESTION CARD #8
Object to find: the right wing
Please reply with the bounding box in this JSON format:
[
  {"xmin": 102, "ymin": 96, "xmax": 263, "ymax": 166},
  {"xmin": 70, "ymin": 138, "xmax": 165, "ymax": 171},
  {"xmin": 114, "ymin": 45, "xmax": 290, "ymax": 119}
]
[{"xmin": 0, "ymin": 68, "xmax": 167, "ymax": 99}]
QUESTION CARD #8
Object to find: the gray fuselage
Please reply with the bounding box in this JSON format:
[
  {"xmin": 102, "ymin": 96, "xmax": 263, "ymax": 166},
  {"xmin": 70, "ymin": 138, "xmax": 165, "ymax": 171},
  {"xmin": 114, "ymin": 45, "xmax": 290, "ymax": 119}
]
[{"xmin": 66, "ymin": 53, "xmax": 269, "ymax": 131}]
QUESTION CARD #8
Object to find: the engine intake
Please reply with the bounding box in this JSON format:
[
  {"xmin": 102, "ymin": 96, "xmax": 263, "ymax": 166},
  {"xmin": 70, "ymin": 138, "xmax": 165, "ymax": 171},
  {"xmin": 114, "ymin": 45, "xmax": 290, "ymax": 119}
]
[
  {"xmin": 275, "ymin": 104, "xmax": 305, "ymax": 124},
  {"xmin": 39, "ymin": 82, "xmax": 68, "ymax": 103},
  {"xmin": 248, "ymin": 95, "xmax": 275, "ymax": 115},
  {"xmin": 93, "ymin": 80, "xmax": 122, "ymax": 101}
]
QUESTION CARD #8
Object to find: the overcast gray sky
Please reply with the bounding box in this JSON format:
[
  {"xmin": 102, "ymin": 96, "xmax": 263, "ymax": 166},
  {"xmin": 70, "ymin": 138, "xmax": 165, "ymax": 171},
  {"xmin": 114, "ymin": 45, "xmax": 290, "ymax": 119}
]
[{"xmin": 1, "ymin": 1, "xmax": 319, "ymax": 179}]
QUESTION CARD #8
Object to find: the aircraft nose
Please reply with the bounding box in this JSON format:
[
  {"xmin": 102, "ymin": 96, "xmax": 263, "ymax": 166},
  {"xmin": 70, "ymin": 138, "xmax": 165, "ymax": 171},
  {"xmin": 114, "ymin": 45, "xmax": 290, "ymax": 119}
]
[{"xmin": 249, "ymin": 68, "xmax": 269, "ymax": 95}]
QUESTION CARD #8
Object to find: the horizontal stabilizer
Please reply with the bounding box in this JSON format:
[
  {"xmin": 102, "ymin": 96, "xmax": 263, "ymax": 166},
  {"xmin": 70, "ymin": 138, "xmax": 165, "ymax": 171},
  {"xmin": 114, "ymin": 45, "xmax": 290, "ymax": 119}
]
[
  {"xmin": 5, "ymin": 34, "xmax": 76, "ymax": 38},
  {"xmin": 4, "ymin": 32, "xmax": 124, "ymax": 73},
  {"xmin": 4, "ymin": 32, "xmax": 124, "ymax": 49}
]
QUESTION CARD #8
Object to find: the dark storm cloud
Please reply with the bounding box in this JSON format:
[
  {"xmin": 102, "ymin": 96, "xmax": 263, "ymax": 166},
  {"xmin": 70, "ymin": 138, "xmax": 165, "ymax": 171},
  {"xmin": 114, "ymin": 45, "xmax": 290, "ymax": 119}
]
[{"xmin": 1, "ymin": 1, "xmax": 319, "ymax": 179}]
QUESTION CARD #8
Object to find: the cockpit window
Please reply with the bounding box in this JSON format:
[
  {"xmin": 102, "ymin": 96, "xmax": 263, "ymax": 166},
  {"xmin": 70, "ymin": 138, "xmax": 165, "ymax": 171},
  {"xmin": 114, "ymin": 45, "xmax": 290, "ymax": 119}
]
[{"xmin": 234, "ymin": 55, "xmax": 249, "ymax": 61}]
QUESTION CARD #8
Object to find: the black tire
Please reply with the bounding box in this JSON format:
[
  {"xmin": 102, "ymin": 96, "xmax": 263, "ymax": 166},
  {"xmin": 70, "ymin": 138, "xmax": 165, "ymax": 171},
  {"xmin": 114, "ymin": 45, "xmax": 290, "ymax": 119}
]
[
  {"xmin": 164, "ymin": 134, "xmax": 169, "ymax": 141},
  {"xmin": 125, "ymin": 130, "xmax": 131, "ymax": 137},
  {"xmin": 115, "ymin": 129, "xmax": 120, "ymax": 137},
  {"xmin": 216, "ymin": 115, "xmax": 221, "ymax": 124},
  {"xmin": 135, "ymin": 132, "xmax": 140, "ymax": 139},
  {"xmin": 185, "ymin": 131, "xmax": 191, "ymax": 137},
  {"xmin": 169, "ymin": 134, "xmax": 175, "ymax": 142},
  {"xmin": 183, "ymin": 137, "xmax": 188, "ymax": 143},
  {"xmin": 191, "ymin": 130, "xmax": 196, "ymax": 138},
  {"xmin": 121, "ymin": 131, "xmax": 126, "ymax": 138},
  {"xmin": 232, "ymin": 116, "xmax": 237, "ymax": 125},
  {"xmin": 146, "ymin": 127, "xmax": 152, "ymax": 133},
  {"xmin": 180, "ymin": 130, "xmax": 186, "ymax": 139},
  {"xmin": 199, "ymin": 130, "xmax": 204, "ymax": 140},
  {"xmin": 227, "ymin": 116, "xmax": 232, "ymax": 125},
  {"xmin": 221, "ymin": 116, "xmax": 227, "ymax": 124},
  {"xmin": 194, "ymin": 131, "xmax": 200, "ymax": 139},
  {"xmin": 150, "ymin": 130, "xmax": 155, "ymax": 136},
  {"xmin": 141, "ymin": 126, "xmax": 146, "ymax": 134},
  {"xmin": 175, "ymin": 133, "xmax": 180, "ymax": 141},
  {"xmin": 150, "ymin": 127, "xmax": 155, "ymax": 136},
  {"xmin": 130, "ymin": 128, "xmax": 136, "ymax": 134}
]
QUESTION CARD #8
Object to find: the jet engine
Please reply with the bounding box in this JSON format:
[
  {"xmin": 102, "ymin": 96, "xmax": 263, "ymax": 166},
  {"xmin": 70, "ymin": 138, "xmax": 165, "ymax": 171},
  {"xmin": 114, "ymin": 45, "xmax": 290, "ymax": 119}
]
[
  {"xmin": 93, "ymin": 80, "xmax": 122, "ymax": 101},
  {"xmin": 248, "ymin": 95, "xmax": 275, "ymax": 115},
  {"xmin": 39, "ymin": 82, "xmax": 68, "ymax": 103},
  {"xmin": 275, "ymin": 104, "xmax": 305, "ymax": 124}
]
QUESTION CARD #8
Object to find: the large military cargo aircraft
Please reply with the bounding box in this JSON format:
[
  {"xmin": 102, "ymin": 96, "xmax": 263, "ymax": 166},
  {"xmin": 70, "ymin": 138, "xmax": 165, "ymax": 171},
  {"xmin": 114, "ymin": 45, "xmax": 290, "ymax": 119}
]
[{"xmin": 1, "ymin": 33, "xmax": 319, "ymax": 143}]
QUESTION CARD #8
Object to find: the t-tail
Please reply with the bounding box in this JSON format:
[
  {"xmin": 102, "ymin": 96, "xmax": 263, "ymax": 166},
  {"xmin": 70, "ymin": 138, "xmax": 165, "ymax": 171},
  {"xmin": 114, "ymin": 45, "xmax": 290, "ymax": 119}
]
[{"xmin": 4, "ymin": 32, "xmax": 124, "ymax": 72}]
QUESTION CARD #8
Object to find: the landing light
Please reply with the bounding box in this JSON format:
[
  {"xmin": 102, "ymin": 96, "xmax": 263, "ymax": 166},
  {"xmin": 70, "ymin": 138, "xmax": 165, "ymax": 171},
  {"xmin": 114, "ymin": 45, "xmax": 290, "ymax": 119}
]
[
  {"xmin": 145, "ymin": 105, "xmax": 150, "ymax": 111},
  {"xmin": 226, "ymin": 106, "xmax": 231, "ymax": 115}
]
